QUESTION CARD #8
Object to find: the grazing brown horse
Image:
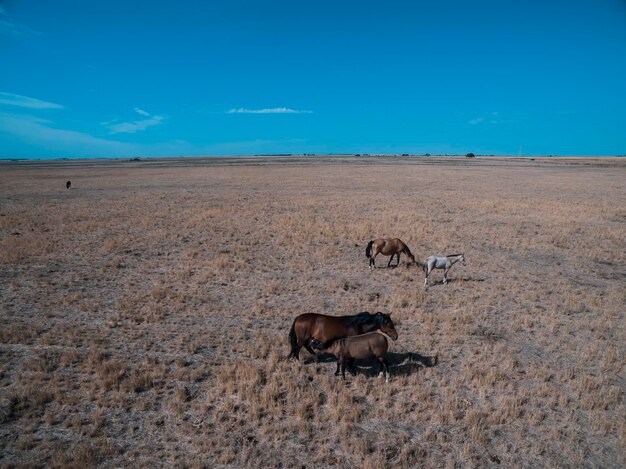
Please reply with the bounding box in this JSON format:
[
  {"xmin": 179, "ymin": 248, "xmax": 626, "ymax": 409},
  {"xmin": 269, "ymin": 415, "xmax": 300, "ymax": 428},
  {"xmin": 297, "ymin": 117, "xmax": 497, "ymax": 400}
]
[
  {"xmin": 312, "ymin": 332, "xmax": 391, "ymax": 382},
  {"xmin": 365, "ymin": 238, "xmax": 415, "ymax": 270},
  {"xmin": 288, "ymin": 311, "xmax": 397, "ymax": 361}
]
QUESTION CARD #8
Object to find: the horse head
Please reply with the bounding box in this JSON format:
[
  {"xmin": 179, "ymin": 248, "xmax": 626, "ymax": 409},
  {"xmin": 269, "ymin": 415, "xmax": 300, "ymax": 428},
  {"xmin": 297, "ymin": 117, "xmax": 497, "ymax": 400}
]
[
  {"xmin": 459, "ymin": 254, "xmax": 466, "ymax": 266},
  {"xmin": 374, "ymin": 312, "xmax": 398, "ymax": 341},
  {"xmin": 309, "ymin": 338, "xmax": 325, "ymax": 351},
  {"xmin": 310, "ymin": 337, "xmax": 342, "ymax": 355},
  {"xmin": 402, "ymin": 245, "xmax": 416, "ymax": 264}
]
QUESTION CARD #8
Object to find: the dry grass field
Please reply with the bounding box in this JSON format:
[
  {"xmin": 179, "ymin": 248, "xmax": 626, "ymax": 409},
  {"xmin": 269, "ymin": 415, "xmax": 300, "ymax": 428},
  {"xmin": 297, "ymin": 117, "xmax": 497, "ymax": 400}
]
[{"xmin": 0, "ymin": 156, "xmax": 624, "ymax": 468}]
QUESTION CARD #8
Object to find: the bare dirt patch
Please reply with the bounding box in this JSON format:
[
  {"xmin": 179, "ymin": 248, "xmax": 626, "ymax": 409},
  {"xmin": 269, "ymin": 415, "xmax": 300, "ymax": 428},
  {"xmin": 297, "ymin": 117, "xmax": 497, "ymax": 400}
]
[{"xmin": 1, "ymin": 156, "xmax": 624, "ymax": 467}]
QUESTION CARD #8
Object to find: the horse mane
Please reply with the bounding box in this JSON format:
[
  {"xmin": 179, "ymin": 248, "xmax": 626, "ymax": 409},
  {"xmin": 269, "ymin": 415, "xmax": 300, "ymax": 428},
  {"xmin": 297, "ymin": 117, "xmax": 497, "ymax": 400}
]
[
  {"xmin": 402, "ymin": 244, "xmax": 413, "ymax": 257},
  {"xmin": 343, "ymin": 311, "xmax": 373, "ymax": 326},
  {"xmin": 446, "ymin": 253, "xmax": 463, "ymax": 258},
  {"xmin": 373, "ymin": 312, "xmax": 387, "ymax": 325}
]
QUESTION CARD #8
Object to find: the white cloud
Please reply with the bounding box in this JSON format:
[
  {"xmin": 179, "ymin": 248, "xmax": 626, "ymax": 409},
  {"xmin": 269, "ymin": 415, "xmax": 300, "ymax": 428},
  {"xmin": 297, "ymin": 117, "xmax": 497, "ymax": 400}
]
[
  {"xmin": 0, "ymin": 111, "xmax": 314, "ymax": 158},
  {"xmin": 470, "ymin": 112, "xmax": 504, "ymax": 125},
  {"xmin": 0, "ymin": 112, "xmax": 136, "ymax": 158},
  {"xmin": 106, "ymin": 108, "xmax": 164, "ymax": 134},
  {"xmin": 0, "ymin": 92, "xmax": 63, "ymax": 109},
  {"xmin": 227, "ymin": 107, "xmax": 313, "ymax": 114},
  {"xmin": 0, "ymin": 9, "xmax": 42, "ymax": 36}
]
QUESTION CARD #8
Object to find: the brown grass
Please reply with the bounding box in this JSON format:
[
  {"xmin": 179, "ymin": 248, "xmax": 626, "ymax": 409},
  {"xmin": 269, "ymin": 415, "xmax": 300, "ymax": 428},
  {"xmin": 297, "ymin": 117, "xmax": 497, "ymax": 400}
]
[{"xmin": 0, "ymin": 156, "xmax": 624, "ymax": 467}]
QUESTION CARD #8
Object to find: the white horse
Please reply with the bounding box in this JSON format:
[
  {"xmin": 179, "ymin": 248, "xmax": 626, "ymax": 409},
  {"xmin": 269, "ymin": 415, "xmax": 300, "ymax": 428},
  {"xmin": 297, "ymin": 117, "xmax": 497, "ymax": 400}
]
[{"xmin": 424, "ymin": 254, "xmax": 466, "ymax": 286}]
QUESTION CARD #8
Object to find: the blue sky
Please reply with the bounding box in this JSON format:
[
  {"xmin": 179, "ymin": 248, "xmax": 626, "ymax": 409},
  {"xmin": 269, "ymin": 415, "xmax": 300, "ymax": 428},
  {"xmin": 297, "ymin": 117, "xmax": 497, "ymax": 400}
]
[{"xmin": 1, "ymin": 0, "xmax": 625, "ymax": 158}]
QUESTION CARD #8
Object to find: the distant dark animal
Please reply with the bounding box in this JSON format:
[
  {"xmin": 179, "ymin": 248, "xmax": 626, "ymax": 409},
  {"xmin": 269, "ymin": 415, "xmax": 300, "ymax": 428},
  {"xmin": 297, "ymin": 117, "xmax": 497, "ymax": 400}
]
[
  {"xmin": 66, "ymin": 181, "xmax": 71, "ymax": 189},
  {"xmin": 288, "ymin": 311, "xmax": 397, "ymax": 361},
  {"xmin": 312, "ymin": 332, "xmax": 391, "ymax": 382},
  {"xmin": 365, "ymin": 238, "xmax": 415, "ymax": 270},
  {"xmin": 424, "ymin": 253, "xmax": 466, "ymax": 286}
]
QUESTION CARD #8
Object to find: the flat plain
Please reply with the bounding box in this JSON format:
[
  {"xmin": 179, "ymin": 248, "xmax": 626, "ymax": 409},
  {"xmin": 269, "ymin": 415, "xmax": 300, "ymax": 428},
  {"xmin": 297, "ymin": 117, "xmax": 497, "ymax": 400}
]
[{"xmin": 0, "ymin": 155, "xmax": 624, "ymax": 468}]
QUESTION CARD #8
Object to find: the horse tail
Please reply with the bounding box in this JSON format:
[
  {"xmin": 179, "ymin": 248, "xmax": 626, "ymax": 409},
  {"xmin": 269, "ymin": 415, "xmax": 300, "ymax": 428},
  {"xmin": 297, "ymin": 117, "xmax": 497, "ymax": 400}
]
[
  {"xmin": 287, "ymin": 319, "xmax": 299, "ymax": 360},
  {"xmin": 365, "ymin": 240, "xmax": 374, "ymax": 259}
]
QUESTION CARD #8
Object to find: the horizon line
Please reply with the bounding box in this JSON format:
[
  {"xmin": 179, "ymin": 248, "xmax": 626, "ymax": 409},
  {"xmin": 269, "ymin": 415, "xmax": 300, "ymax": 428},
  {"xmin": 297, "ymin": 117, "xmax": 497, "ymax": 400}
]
[{"xmin": 1, "ymin": 153, "xmax": 624, "ymax": 162}]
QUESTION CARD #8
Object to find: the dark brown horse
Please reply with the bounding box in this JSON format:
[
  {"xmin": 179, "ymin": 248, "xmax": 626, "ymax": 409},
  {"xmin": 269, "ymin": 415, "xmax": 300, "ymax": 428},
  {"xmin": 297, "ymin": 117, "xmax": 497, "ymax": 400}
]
[
  {"xmin": 365, "ymin": 238, "xmax": 415, "ymax": 270},
  {"xmin": 312, "ymin": 332, "xmax": 391, "ymax": 382},
  {"xmin": 287, "ymin": 311, "xmax": 397, "ymax": 361}
]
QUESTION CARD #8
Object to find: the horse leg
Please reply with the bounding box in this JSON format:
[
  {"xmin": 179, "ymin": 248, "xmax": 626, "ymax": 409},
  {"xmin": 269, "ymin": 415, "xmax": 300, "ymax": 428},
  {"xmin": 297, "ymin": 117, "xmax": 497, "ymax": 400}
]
[
  {"xmin": 370, "ymin": 253, "xmax": 377, "ymax": 270},
  {"xmin": 340, "ymin": 358, "xmax": 347, "ymax": 380},
  {"xmin": 288, "ymin": 341, "xmax": 303, "ymax": 361},
  {"xmin": 347, "ymin": 358, "xmax": 356, "ymax": 375},
  {"xmin": 334, "ymin": 360, "xmax": 341, "ymax": 376},
  {"xmin": 293, "ymin": 342, "xmax": 310, "ymax": 361},
  {"xmin": 303, "ymin": 339, "xmax": 317, "ymax": 359},
  {"xmin": 387, "ymin": 255, "xmax": 393, "ymax": 268},
  {"xmin": 424, "ymin": 268, "xmax": 430, "ymax": 286},
  {"xmin": 381, "ymin": 357, "xmax": 389, "ymax": 383},
  {"xmin": 443, "ymin": 268, "xmax": 448, "ymax": 284},
  {"xmin": 377, "ymin": 358, "xmax": 390, "ymax": 383}
]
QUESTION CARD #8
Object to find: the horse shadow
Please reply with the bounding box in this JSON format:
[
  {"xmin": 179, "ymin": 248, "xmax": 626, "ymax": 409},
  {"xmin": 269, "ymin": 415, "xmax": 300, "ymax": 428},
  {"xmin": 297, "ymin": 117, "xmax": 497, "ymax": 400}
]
[
  {"xmin": 426, "ymin": 276, "xmax": 485, "ymax": 287},
  {"xmin": 383, "ymin": 351, "xmax": 438, "ymax": 377},
  {"xmin": 302, "ymin": 353, "xmax": 336, "ymax": 365},
  {"xmin": 305, "ymin": 351, "xmax": 438, "ymax": 377},
  {"xmin": 373, "ymin": 263, "xmax": 414, "ymax": 270}
]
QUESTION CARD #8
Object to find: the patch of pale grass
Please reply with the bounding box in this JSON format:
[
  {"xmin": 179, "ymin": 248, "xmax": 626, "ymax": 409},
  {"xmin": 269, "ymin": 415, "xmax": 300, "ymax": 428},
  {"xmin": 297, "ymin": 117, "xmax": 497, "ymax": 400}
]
[{"xmin": 0, "ymin": 159, "xmax": 624, "ymax": 467}]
